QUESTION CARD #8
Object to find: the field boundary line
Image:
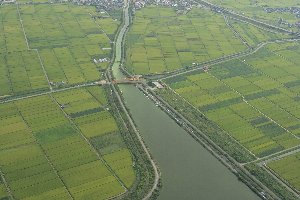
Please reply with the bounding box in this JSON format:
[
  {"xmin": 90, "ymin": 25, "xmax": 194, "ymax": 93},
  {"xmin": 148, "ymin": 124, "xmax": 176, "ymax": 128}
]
[
  {"xmin": 16, "ymin": 3, "xmax": 53, "ymax": 91},
  {"xmin": 49, "ymin": 94, "xmax": 128, "ymax": 193}
]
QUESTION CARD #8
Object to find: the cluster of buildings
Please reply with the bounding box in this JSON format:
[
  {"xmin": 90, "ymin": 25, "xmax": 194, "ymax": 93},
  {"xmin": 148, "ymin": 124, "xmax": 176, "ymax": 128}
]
[
  {"xmin": 264, "ymin": 7, "xmax": 300, "ymax": 18},
  {"xmin": 0, "ymin": 0, "xmax": 16, "ymax": 4},
  {"xmin": 93, "ymin": 57, "xmax": 109, "ymax": 64},
  {"xmin": 50, "ymin": 81, "xmax": 66, "ymax": 87},
  {"xmin": 73, "ymin": 0, "xmax": 123, "ymax": 10},
  {"xmin": 134, "ymin": 0, "xmax": 194, "ymax": 11},
  {"xmin": 264, "ymin": 7, "xmax": 300, "ymax": 28}
]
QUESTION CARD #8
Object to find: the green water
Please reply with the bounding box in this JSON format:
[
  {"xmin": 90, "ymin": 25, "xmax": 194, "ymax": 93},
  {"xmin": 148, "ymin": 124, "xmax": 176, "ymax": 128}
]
[{"xmin": 119, "ymin": 85, "xmax": 260, "ymax": 200}]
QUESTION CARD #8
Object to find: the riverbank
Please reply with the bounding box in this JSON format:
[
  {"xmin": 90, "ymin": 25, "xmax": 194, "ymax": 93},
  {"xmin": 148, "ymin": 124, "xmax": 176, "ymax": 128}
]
[
  {"xmin": 106, "ymin": 0, "xmax": 160, "ymax": 199},
  {"xmin": 138, "ymin": 84, "xmax": 278, "ymax": 200}
]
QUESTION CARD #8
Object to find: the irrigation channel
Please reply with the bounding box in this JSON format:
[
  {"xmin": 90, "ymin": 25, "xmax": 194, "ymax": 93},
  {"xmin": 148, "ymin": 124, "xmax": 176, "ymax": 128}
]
[{"xmin": 110, "ymin": 2, "xmax": 261, "ymax": 200}]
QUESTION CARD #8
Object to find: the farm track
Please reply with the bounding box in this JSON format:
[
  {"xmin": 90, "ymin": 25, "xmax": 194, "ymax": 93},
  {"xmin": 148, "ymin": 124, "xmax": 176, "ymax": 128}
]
[{"xmin": 107, "ymin": 0, "xmax": 160, "ymax": 198}]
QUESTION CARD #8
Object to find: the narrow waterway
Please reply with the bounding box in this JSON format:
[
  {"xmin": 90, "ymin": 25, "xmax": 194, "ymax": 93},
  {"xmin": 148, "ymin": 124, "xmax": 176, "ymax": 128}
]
[{"xmin": 111, "ymin": 2, "xmax": 260, "ymax": 200}]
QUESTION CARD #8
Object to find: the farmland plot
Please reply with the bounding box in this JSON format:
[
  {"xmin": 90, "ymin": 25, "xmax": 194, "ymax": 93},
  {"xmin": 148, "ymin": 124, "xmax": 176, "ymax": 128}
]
[
  {"xmin": 53, "ymin": 87, "xmax": 136, "ymax": 188},
  {"xmin": 125, "ymin": 6, "xmax": 247, "ymax": 74},
  {"xmin": 0, "ymin": 3, "xmax": 120, "ymax": 98},
  {"xmin": 268, "ymin": 152, "xmax": 300, "ymax": 192},
  {"xmin": 164, "ymin": 42, "xmax": 300, "ymax": 157},
  {"xmin": 19, "ymin": 4, "xmax": 119, "ymax": 86},
  {"xmin": 0, "ymin": 86, "xmax": 136, "ymax": 199},
  {"xmin": 0, "ymin": 5, "xmax": 48, "ymax": 97},
  {"xmin": 229, "ymin": 19, "xmax": 288, "ymax": 47}
]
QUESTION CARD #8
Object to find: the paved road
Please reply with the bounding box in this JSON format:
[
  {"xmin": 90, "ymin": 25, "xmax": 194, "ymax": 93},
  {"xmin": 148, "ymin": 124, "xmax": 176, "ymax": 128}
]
[
  {"xmin": 0, "ymin": 82, "xmax": 96, "ymax": 104},
  {"xmin": 196, "ymin": 0, "xmax": 296, "ymax": 35},
  {"xmin": 108, "ymin": 0, "xmax": 160, "ymax": 199},
  {"xmin": 155, "ymin": 38, "xmax": 300, "ymax": 81}
]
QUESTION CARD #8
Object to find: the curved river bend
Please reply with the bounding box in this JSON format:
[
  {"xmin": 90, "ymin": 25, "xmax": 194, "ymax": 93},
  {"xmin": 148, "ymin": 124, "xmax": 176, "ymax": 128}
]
[{"xmin": 111, "ymin": 3, "xmax": 260, "ymax": 200}]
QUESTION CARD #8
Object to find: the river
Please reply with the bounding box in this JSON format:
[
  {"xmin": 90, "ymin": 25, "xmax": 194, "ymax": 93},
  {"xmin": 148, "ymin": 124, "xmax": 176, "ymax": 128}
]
[{"xmin": 111, "ymin": 2, "xmax": 261, "ymax": 200}]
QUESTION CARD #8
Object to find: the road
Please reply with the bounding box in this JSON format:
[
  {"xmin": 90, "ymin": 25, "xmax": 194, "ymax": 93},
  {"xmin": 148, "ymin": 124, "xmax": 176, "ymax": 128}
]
[
  {"xmin": 156, "ymin": 37, "xmax": 300, "ymax": 81},
  {"xmin": 0, "ymin": 82, "xmax": 97, "ymax": 104},
  {"xmin": 107, "ymin": 0, "xmax": 160, "ymax": 199},
  {"xmin": 196, "ymin": 0, "xmax": 296, "ymax": 35}
]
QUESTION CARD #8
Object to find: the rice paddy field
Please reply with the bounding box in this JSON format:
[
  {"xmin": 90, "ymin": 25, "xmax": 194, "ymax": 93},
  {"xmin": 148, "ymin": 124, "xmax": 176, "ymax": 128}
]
[
  {"xmin": 0, "ymin": 3, "xmax": 120, "ymax": 98},
  {"xmin": 0, "ymin": 5, "xmax": 49, "ymax": 97},
  {"xmin": 163, "ymin": 41, "xmax": 300, "ymax": 158},
  {"xmin": 205, "ymin": 0, "xmax": 300, "ymax": 31},
  {"xmin": 125, "ymin": 6, "xmax": 247, "ymax": 74},
  {"xmin": 268, "ymin": 152, "xmax": 300, "ymax": 192},
  {"xmin": 0, "ymin": 2, "xmax": 140, "ymax": 199},
  {"xmin": 0, "ymin": 86, "xmax": 136, "ymax": 199}
]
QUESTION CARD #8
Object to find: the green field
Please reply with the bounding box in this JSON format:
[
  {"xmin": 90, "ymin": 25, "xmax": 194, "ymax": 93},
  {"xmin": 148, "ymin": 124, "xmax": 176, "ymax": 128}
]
[
  {"xmin": 0, "ymin": 3, "xmax": 141, "ymax": 199},
  {"xmin": 0, "ymin": 4, "xmax": 120, "ymax": 99},
  {"xmin": 0, "ymin": 5, "xmax": 49, "ymax": 97},
  {"xmin": 163, "ymin": 41, "xmax": 300, "ymax": 158},
  {"xmin": 0, "ymin": 86, "xmax": 136, "ymax": 199},
  {"xmin": 21, "ymin": 4, "xmax": 118, "ymax": 85},
  {"xmin": 125, "ymin": 6, "xmax": 247, "ymax": 74},
  {"xmin": 268, "ymin": 152, "xmax": 300, "ymax": 192}
]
